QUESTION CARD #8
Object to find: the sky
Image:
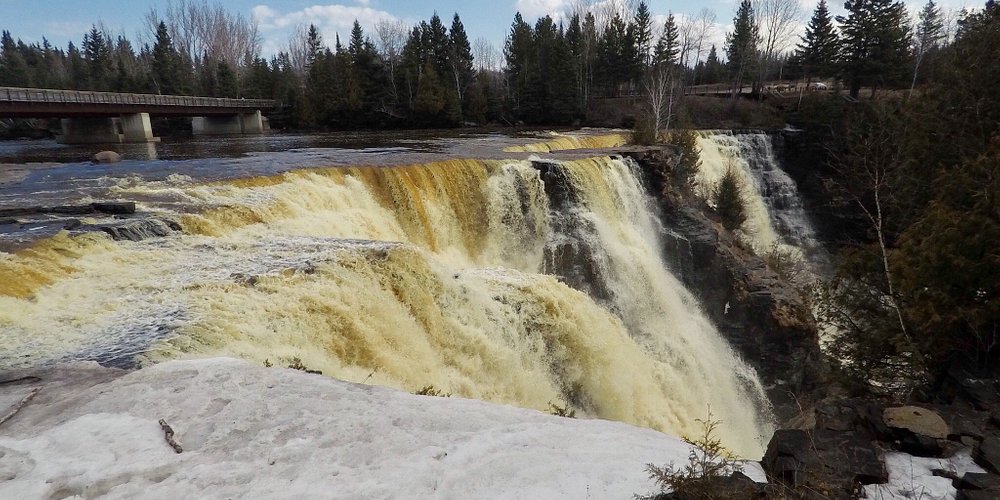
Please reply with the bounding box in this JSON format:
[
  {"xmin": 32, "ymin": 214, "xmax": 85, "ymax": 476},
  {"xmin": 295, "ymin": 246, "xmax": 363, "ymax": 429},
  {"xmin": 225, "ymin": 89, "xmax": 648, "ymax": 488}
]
[{"xmin": 0, "ymin": 0, "xmax": 979, "ymax": 63}]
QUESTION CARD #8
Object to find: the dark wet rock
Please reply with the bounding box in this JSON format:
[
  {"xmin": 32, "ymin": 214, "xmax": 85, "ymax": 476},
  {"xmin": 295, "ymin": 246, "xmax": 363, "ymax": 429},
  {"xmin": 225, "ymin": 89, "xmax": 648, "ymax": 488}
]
[
  {"xmin": 0, "ymin": 217, "xmax": 17, "ymax": 225},
  {"xmin": 957, "ymin": 472, "xmax": 1000, "ymax": 491},
  {"xmin": 0, "ymin": 202, "xmax": 135, "ymax": 218},
  {"xmin": 974, "ymin": 436, "xmax": 1000, "ymax": 474},
  {"xmin": 814, "ymin": 398, "xmax": 891, "ymax": 440},
  {"xmin": 62, "ymin": 218, "xmax": 82, "ymax": 230},
  {"xmin": 657, "ymin": 201, "xmax": 826, "ymax": 422},
  {"xmin": 91, "ymin": 202, "xmax": 136, "ymax": 215},
  {"xmin": 958, "ymin": 490, "xmax": 1000, "ymax": 500},
  {"xmin": 763, "ymin": 428, "xmax": 886, "ymax": 496},
  {"xmin": 87, "ymin": 218, "xmax": 180, "ymax": 241},
  {"xmin": 92, "ymin": 150, "xmax": 121, "ymax": 163}
]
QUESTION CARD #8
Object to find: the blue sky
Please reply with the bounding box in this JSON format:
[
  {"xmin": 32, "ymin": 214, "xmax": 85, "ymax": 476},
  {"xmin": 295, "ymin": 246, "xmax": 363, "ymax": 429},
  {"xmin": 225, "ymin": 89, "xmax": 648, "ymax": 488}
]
[{"xmin": 0, "ymin": 0, "xmax": 978, "ymax": 62}]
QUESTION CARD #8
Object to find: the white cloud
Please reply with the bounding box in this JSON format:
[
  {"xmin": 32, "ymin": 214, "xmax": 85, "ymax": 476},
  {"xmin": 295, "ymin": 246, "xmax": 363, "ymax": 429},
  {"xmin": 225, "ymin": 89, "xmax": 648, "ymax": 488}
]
[
  {"xmin": 252, "ymin": 3, "xmax": 402, "ymax": 55},
  {"xmin": 513, "ymin": 0, "xmax": 572, "ymax": 20}
]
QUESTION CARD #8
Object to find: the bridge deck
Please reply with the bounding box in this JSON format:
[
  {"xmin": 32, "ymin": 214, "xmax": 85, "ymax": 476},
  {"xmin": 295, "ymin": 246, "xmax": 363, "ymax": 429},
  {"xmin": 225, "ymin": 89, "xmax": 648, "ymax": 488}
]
[{"xmin": 0, "ymin": 87, "xmax": 276, "ymax": 118}]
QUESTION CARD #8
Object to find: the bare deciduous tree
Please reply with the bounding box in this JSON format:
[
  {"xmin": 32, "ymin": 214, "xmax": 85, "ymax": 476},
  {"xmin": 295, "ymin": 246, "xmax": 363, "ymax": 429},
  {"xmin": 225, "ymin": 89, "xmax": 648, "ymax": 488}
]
[
  {"xmin": 473, "ymin": 37, "xmax": 499, "ymax": 72},
  {"xmin": 644, "ymin": 64, "xmax": 679, "ymax": 134},
  {"xmin": 754, "ymin": 0, "xmax": 801, "ymax": 87},
  {"xmin": 145, "ymin": 0, "xmax": 261, "ymax": 67}
]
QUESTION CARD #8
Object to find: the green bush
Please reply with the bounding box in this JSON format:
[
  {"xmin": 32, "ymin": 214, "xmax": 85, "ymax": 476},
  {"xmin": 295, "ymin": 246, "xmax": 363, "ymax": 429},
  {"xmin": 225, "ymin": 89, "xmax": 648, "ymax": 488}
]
[
  {"xmin": 713, "ymin": 165, "xmax": 747, "ymax": 231},
  {"xmin": 638, "ymin": 411, "xmax": 744, "ymax": 499}
]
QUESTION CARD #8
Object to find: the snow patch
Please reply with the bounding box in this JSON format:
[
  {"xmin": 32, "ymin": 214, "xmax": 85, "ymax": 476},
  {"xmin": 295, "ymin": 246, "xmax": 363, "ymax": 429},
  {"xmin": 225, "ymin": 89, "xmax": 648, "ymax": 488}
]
[
  {"xmin": 0, "ymin": 358, "xmax": 762, "ymax": 499},
  {"xmin": 863, "ymin": 450, "xmax": 985, "ymax": 500}
]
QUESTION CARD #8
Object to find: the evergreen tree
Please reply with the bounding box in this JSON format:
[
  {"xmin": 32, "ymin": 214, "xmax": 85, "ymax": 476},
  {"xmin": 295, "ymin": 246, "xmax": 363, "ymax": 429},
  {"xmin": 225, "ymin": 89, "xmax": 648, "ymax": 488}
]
[
  {"xmin": 597, "ymin": 14, "xmax": 629, "ymax": 95},
  {"xmin": 725, "ymin": 0, "xmax": 759, "ymax": 97},
  {"xmin": 838, "ymin": 0, "xmax": 912, "ymax": 98},
  {"xmin": 910, "ymin": 0, "xmax": 945, "ymax": 91},
  {"xmin": 305, "ymin": 24, "xmax": 323, "ymax": 71},
  {"xmin": 82, "ymin": 25, "xmax": 112, "ymax": 90},
  {"xmin": 504, "ymin": 12, "xmax": 534, "ymax": 115},
  {"xmin": 631, "ymin": 1, "xmax": 654, "ymax": 75},
  {"xmin": 152, "ymin": 21, "xmax": 188, "ymax": 94},
  {"xmin": 449, "ymin": 14, "xmax": 475, "ymax": 110},
  {"xmin": 796, "ymin": 0, "xmax": 840, "ymax": 82},
  {"xmin": 704, "ymin": 45, "xmax": 724, "ymax": 84},
  {"xmin": 714, "ymin": 166, "xmax": 747, "ymax": 231},
  {"xmin": 653, "ymin": 14, "xmax": 680, "ymax": 68}
]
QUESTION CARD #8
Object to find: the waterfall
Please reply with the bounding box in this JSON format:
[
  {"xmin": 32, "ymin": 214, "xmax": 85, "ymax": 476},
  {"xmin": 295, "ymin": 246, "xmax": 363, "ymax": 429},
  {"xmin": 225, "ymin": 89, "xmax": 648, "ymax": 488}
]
[
  {"xmin": 696, "ymin": 131, "xmax": 824, "ymax": 264},
  {"xmin": 0, "ymin": 156, "xmax": 773, "ymax": 457}
]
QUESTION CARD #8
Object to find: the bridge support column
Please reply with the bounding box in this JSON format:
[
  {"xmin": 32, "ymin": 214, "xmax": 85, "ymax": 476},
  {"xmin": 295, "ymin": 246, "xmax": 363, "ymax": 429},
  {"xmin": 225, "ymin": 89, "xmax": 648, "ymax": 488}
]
[
  {"xmin": 59, "ymin": 117, "xmax": 121, "ymax": 144},
  {"xmin": 239, "ymin": 110, "xmax": 264, "ymax": 134},
  {"xmin": 192, "ymin": 110, "xmax": 265, "ymax": 136},
  {"xmin": 120, "ymin": 113, "xmax": 159, "ymax": 143}
]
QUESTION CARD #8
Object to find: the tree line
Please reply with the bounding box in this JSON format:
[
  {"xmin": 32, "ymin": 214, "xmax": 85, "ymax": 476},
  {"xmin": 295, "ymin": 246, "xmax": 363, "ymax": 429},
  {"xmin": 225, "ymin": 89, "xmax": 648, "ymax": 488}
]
[{"xmin": 790, "ymin": 0, "xmax": 1000, "ymax": 397}]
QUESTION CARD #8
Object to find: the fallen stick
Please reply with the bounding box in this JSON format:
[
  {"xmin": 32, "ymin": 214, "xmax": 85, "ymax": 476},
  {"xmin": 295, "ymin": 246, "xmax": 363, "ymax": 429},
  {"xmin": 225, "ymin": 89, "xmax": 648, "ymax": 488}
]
[
  {"xmin": 0, "ymin": 387, "xmax": 41, "ymax": 428},
  {"xmin": 159, "ymin": 419, "xmax": 183, "ymax": 453}
]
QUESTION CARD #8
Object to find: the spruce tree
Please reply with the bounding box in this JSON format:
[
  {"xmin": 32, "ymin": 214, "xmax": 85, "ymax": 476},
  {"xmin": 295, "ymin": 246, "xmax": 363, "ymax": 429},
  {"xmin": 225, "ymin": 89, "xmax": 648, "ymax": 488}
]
[
  {"xmin": 449, "ymin": 13, "xmax": 475, "ymax": 103},
  {"xmin": 725, "ymin": 0, "xmax": 759, "ymax": 97},
  {"xmin": 838, "ymin": 0, "xmax": 912, "ymax": 98},
  {"xmin": 653, "ymin": 14, "xmax": 680, "ymax": 68},
  {"xmin": 795, "ymin": 0, "xmax": 840, "ymax": 82},
  {"xmin": 152, "ymin": 21, "xmax": 187, "ymax": 95},
  {"xmin": 504, "ymin": 12, "xmax": 534, "ymax": 116},
  {"xmin": 910, "ymin": 0, "xmax": 944, "ymax": 91},
  {"xmin": 82, "ymin": 25, "xmax": 112, "ymax": 90}
]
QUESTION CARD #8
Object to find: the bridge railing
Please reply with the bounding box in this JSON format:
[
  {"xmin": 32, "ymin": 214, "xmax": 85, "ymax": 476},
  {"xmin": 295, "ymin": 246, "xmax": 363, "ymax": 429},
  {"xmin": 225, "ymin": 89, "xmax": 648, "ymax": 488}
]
[{"xmin": 0, "ymin": 87, "xmax": 274, "ymax": 109}]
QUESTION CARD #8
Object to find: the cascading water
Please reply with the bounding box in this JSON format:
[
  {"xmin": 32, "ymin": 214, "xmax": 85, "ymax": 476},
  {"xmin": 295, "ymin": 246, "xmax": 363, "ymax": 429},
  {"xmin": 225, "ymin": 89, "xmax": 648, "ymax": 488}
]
[
  {"xmin": 696, "ymin": 131, "xmax": 824, "ymax": 265},
  {"xmin": 0, "ymin": 156, "xmax": 773, "ymax": 456}
]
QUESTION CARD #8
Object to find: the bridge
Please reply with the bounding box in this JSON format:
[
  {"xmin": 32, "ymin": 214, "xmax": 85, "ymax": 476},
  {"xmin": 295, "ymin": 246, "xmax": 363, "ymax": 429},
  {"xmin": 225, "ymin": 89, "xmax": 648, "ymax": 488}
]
[{"xmin": 0, "ymin": 87, "xmax": 277, "ymax": 144}]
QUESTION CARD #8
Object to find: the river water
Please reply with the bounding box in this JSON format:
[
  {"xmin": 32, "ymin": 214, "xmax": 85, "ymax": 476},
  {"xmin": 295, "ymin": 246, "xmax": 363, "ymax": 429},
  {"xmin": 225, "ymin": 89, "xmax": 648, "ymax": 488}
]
[{"xmin": 0, "ymin": 128, "xmax": 775, "ymax": 457}]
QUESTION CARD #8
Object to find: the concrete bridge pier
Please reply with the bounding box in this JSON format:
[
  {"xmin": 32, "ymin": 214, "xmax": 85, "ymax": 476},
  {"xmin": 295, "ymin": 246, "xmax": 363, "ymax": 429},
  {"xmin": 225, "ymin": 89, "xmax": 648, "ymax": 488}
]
[
  {"xmin": 120, "ymin": 112, "xmax": 157, "ymax": 143},
  {"xmin": 59, "ymin": 113, "xmax": 159, "ymax": 144},
  {"xmin": 192, "ymin": 110, "xmax": 264, "ymax": 136}
]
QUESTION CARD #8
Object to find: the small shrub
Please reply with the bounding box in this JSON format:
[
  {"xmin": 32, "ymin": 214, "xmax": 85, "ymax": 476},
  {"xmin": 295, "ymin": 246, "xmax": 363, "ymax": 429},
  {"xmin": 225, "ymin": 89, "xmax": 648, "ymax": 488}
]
[
  {"xmin": 713, "ymin": 164, "xmax": 747, "ymax": 231},
  {"xmin": 414, "ymin": 385, "xmax": 451, "ymax": 397},
  {"xmin": 764, "ymin": 242, "xmax": 806, "ymax": 283},
  {"xmin": 548, "ymin": 401, "xmax": 577, "ymax": 418},
  {"xmin": 638, "ymin": 411, "xmax": 744, "ymax": 500},
  {"xmin": 263, "ymin": 359, "xmax": 273, "ymax": 368},
  {"xmin": 664, "ymin": 129, "xmax": 702, "ymax": 188}
]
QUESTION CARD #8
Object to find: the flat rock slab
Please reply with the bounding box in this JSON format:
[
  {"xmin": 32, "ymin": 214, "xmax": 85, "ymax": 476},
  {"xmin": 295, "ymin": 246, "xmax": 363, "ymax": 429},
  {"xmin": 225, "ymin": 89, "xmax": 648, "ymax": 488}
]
[{"xmin": 884, "ymin": 406, "xmax": 949, "ymax": 439}]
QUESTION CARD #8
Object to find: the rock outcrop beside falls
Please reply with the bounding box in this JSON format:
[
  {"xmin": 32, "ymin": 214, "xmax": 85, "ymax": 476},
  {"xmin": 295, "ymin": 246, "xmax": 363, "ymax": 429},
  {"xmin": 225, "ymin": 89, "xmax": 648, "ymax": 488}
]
[{"xmin": 630, "ymin": 149, "xmax": 827, "ymax": 423}]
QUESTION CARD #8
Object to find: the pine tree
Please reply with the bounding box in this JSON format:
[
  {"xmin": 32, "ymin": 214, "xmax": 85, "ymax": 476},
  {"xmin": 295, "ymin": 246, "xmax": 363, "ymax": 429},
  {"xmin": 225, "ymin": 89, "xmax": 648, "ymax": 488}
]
[
  {"xmin": 152, "ymin": 21, "xmax": 188, "ymax": 95},
  {"xmin": 704, "ymin": 45, "xmax": 724, "ymax": 84},
  {"xmin": 838, "ymin": 0, "xmax": 912, "ymax": 98},
  {"xmin": 653, "ymin": 14, "xmax": 680, "ymax": 68},
  {"xmin": 631, "ymin": 1, "xmax": 654, "ymax": 76},
  {"xmin": 504, "ymin": 12, "xmax": 534, "ymax": 116},
  {"xmin": 725, "ymin": 0, "xmax": 759, "ymax": 97},
  {"xmin": 795, "ymin": 0, "xmax": 840, "ymax": 82},
  {"xmin": 910, "ymin": 0, "xmax": 944, "ymax": 92},
  {"xmin": 449, "ymin": 14, "xmax": 475, "ymax": 108},
  {"xmin": 82, "ymin": 25, "xmax": 112, "ymax": 90},
  {"xmin": 714, "ymin": 167, "xmax": 747, "ymax": 231}
]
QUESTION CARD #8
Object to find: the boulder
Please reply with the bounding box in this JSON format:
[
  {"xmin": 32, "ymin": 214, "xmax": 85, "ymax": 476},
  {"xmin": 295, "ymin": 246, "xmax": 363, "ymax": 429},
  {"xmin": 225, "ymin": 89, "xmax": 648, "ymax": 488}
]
[
  {"xmin": 957, "ymin": 472, "xmax": 1000, "ymax": 491},
  {"xmin": 92, "ymin": 150, "xmax": 121, "ymax": 163},
  {"xmin": 90, "ymin": 202, "xmax": 136, "ymax": 215},
  {"xmin": 884, "ymin": 406, "xmax": 950, "ymax": 439},
  {"xmin": 763, "ymin": 428, "xmax": 886, "ymax": 496},
  {"xmin": 974, "ymin": 436, "xmax": 1000, "ymax": 474}
]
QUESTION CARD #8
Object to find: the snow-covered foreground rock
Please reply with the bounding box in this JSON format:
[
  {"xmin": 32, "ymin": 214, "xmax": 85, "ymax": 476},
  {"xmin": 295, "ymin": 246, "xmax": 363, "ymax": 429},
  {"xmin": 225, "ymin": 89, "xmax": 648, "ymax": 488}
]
[{"xmin": 0, "ymin": 358, "xmax": 764, "ymax": 499}]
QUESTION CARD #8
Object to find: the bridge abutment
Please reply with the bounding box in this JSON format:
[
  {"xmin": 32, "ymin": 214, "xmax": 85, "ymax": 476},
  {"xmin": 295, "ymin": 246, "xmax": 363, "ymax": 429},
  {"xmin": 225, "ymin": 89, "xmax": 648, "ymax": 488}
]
[
  {"xmin": 192, "ymin": 110, "xmax": 265, "ymax": 136},
  {"xmin": 59, "ymin": 113, "xmax": 160, "ymax": 144}
]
